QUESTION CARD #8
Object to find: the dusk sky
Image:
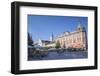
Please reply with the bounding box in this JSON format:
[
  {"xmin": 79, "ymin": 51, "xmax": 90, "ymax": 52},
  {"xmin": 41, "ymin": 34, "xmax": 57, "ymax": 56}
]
[{"xmin": 28, "ymin": 15, "xmax": 88, "ymax": 41}]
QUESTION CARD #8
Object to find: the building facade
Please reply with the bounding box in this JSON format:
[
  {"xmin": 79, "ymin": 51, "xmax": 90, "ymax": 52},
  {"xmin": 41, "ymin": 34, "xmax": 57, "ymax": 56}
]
[{"xmin": 55, "ymin": 25, "xmax": 87, "ymax": 50}]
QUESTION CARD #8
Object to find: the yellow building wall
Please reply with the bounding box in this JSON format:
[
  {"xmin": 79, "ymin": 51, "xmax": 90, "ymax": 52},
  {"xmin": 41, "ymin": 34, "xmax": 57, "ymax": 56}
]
[{"xmin": 55, "ymin": 31, "xmax": 87, "ymax": 49}]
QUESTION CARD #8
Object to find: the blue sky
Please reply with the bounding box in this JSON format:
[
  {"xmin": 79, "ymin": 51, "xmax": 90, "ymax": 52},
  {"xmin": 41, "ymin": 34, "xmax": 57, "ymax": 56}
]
[{"xmin": 28, "ymin": 15, "xmax": 88, "ymax": 41}]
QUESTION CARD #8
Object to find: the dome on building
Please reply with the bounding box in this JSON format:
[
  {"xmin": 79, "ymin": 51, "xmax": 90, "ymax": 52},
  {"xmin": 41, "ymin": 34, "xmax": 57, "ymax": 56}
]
[{"xmin": 63, "ymin": 31, "xmax": 70, "ymax": 36}]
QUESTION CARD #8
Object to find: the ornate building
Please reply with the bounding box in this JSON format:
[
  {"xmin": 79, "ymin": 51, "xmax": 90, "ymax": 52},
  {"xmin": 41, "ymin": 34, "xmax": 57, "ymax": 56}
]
[{"xmin": 55, "ymin": 24, "xmax": 87, "ymax": 50}]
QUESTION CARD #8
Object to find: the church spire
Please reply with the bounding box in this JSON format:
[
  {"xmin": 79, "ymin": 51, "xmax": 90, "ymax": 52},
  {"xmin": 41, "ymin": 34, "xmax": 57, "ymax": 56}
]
[{"xmin": 50, "ymin": 32, "xmax": 54, "ymax": 42}]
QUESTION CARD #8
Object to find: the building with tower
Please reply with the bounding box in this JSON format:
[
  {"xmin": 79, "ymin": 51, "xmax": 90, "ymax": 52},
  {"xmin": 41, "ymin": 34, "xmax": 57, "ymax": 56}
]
[{"xmin": 55, "ymin": 24, "xmax": 87, "ymax": 50}]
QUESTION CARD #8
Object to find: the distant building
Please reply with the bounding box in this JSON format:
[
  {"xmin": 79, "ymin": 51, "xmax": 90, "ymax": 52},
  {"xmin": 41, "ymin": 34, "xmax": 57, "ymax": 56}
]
[
  {"xmin": 45, "ymin": 41, "xmax": 56, "ymax": 48},
  {"xmin": 35, "ymin": 33, "xmax": 55, "ymax": 47},
  {"xmin": 55, "ymin": 24, "xmax": 87, "ymax": 50},
  {"xmin": 37, "ymin": 38, "xmax": 51, "ymax": 47}
]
